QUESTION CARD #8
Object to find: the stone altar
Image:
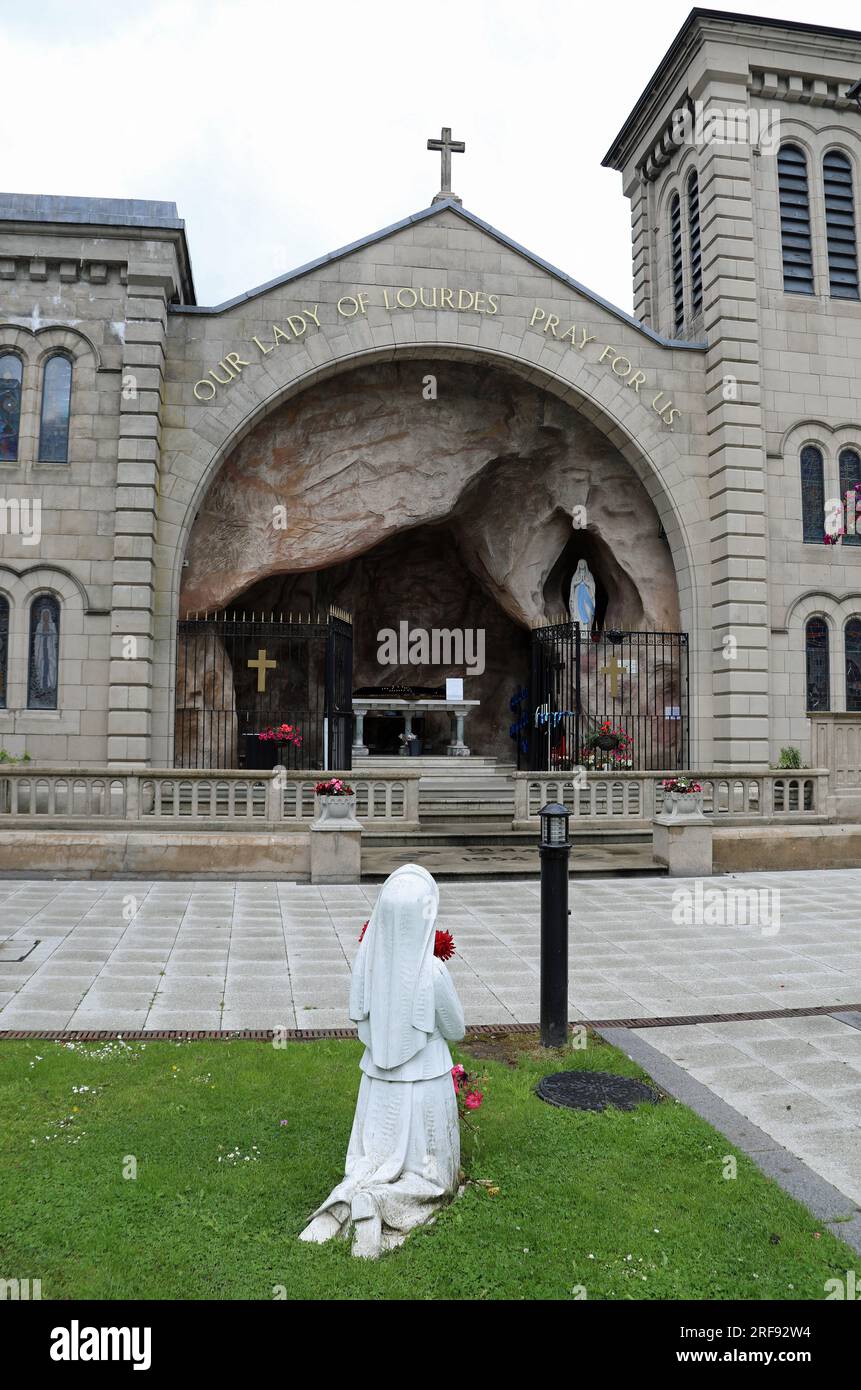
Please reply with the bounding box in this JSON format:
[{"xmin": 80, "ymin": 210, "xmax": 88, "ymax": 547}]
[{"xmin": 352, "ymin": 697, "xmax": 479, "ymax": 757}]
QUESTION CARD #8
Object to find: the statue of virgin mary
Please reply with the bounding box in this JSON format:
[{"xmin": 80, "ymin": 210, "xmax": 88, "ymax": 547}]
[
  {"xmin": 568, "ymin": 559, "xmax": 596, "ymax": 633},
  {"xmin": 299, "ymin": 863, "xmax": 465, "ymax": 1258}
]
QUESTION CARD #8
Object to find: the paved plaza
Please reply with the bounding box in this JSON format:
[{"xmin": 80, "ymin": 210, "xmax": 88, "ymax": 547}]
[{"xmin": 1, "ymin": 868, "xmax": 860, "ymax": 1207}]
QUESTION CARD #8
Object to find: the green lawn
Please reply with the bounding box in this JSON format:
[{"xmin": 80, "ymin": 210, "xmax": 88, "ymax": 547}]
[{"xmin": 0, "ymin": 1034, "xmax": 854, "ymax": 1300}]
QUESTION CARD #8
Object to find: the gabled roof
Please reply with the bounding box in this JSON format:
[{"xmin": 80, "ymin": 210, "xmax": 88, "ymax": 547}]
[{"xmin": 171, "ymin": 198, "xmax": 705, "ymax": 351}]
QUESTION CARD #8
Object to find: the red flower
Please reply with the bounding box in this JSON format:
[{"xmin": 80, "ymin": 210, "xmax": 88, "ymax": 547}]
[
  {"xmin": 358, "ymin": 920, "xmax": 368, "ymax": 943},
  {"xmin": 434, "ymin": 930, "xmax": 455, "ymax": 961},
  {"xmin": 464, "ymin": 1091, "xmax": 483, "ymax": 1111}
]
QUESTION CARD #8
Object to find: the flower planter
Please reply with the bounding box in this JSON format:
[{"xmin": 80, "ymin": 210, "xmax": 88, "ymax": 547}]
[
  {"xmin": 662, "ymin": 791, "xmax": 704, "ymax": 819},
  {"xmin": 315, "ymin": 793, "xmax": 357, "ymax": 822}
]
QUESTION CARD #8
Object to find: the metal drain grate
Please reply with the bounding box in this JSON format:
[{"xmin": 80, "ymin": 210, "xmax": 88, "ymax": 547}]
[{"xmin": 535, "ymin": 1070, "xmax": 661, "ymax": 1112}]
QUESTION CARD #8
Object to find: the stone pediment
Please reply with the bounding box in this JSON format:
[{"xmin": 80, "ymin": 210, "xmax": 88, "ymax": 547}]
[{"xmin": 166, "ymin": 200, "xmax": 706, "ymax": 447}]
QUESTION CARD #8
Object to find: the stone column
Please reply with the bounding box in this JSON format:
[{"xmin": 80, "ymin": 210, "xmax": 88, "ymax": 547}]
[
  {"xmin": 352, "ymin": 709, "xmax": 369, "ymax": 757},
  {"xmin": 698, "ymin": 103, "xmax": 770, "ymax": 767},
  {"xmin": 107, "ymin": 270, "xmax": 174, "ymax": 766}
]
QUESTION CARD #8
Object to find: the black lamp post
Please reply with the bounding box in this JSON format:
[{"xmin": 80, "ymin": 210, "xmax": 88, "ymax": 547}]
[{"xmin": 538, "ymin": 801, "xmax": 571, "ymax": 1047}]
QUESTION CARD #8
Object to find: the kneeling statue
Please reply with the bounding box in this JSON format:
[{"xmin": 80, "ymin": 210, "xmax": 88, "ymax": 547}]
[{"xmin": 299, "ymin": 864, "xmax": 465, "ymax": 1258}]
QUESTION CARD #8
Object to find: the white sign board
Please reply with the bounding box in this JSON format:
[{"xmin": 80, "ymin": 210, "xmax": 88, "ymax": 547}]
[{"xmin": 446, "ymin": 678, "xmax": 464, "ymax": 700}]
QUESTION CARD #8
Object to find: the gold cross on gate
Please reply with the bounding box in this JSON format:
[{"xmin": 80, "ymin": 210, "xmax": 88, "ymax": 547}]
[
  {"xmin": 599, "ymin": 657, "xmax": 626, "ymax": 699},
  {"xmin": 248, "ymin": 648, "xmax": 276, "ymax": 693}
]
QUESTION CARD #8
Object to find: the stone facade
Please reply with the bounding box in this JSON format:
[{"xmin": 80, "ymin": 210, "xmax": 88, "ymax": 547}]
[{"xmin": 2, "ymin": 11, "xmax": 861, "ymax": 772}]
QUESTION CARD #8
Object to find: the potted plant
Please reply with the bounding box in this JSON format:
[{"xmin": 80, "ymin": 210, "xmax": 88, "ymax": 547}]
[
  {"xmin": 659, "ymin": 775, "xmax": 704, "ymax": 817},
  {"xmin": 314, "ymin": 777, "xmax": 357, "ymax": 822},
  {"xmin": 580, "ymin": 721, "xmax": 633, "ymax": 769}
]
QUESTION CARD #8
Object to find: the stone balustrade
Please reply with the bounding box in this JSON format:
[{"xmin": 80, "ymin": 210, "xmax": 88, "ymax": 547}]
[
  {"xmin": 512, "ymin": 769, "xmax": 830, "ymax": 829},
  {"xmin": 0, "ymin": 767, "xmax": 422, "ymax": 832}
]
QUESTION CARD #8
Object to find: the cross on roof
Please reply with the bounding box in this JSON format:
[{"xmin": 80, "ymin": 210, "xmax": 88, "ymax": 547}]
[{"xmin": 427, "ymin": 126, "xmax": 465, "ymax": 205}]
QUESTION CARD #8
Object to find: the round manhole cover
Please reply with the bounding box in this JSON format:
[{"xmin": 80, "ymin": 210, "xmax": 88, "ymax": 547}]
[{"xmin": 535, "ymin": 1070, "xmax": 661, "ymax": 1112}]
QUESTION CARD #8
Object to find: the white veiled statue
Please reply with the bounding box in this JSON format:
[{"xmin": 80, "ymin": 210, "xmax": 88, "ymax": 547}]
[{"xmin": 299, "ymin": 864, "xmax": 465, "ymax": 1258}]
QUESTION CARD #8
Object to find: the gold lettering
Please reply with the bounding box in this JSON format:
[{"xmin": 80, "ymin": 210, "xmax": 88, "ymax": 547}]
[
  {"xmin": 652, "ymin": 391, "xmax": 668, "ymax": 412},
  {"xmin": 611, "ymin": 355, "xmax": 632, "ymax": 377},
  {"xmin": 304, "ymin": 304, "xmax": 321, "ymax": 327},
  {"xmin": 544, "ymin": 314, "xmax": 560, "ymax": 337},
  {"xmin": 579, "ymin": 330, "xmax": 595, "ymax": 349},
  {"xmin": 193, "ymin": 379, "xmax": 217, "ymax": 401},
  {"xmin": 286, "ymin": 314, "xmax": 307, "ymax": 337},
  {"xmin": 559, "ymin": 325, "xmax": 578, "ymax": 345},
  {"xmin": 487, "ymin": 294, "xmax": 499, "ymax": 314},
  {"xmin": 628, "ymin": 370, "xmax": 646, "ymax": 392},
  {"xmin": 272, "ymin": 325, "xmax": 290, "ymax": 344},
  {"xmin": 209, "ymin": 361, "xmax": 235, "ymax": 384},
  {"xmin": 337, "ymin": 295, "xmax": 361, "ymax": 317},
  {"xmin": 225, "ymin": 352, "xmax": 250, "ymax": 373},
  {"xmin": 440, "ymin": 288, "xmax": 455, "ymax": 309},
  {"xmin": 252, "ymin": 335, "xmax": 274, "ymax": 355},
  {"xmin": 474, "ymin": 290, "xmax": 486, "ymax": 312},
  {"xmin": 598, "ymin": 344, "xmax": 617, "ymax": 365},
  {"xmin": 663, "ymin": 406, "xmax": 680, "ymax": 428},
  {"xmin": 396, "ymin": 287, "xmax": 418, "ymax": 309},
  {"xmin": 381, "ymin": 288, "xmax": 392, "ymax": 309},
  {"xmin": 529, "ymin": 306, "xmax": 545, "ymax": 327},
  {"xmin": 419, "ymin": 286, "xmax": 438, "ymax": 308},
  {"xmin": 457, "ymin": 288, "xmax": 475, "ymax": 310}
]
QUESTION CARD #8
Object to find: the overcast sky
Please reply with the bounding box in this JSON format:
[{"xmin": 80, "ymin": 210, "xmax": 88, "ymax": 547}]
[{"xmin": 3, "ymin": 0, "xmax": 861, "ymax": 311}]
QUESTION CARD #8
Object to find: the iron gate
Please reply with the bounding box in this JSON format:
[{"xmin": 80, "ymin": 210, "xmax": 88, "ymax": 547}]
[
  {"xmin": 524, "ymin": 625, "xmax": 690, "ymax": 771},
  {"xmin": 174, "ymin": 608, "xmax": 353, "ymax": 771}
]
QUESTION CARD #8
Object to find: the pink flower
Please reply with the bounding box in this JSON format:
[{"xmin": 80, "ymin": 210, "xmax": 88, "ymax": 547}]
[
  {"xmin": 451, "ymin": 1064, "xmax": 466, "ymax": 1093},
  {"xmin": 464, "ymin": 1091, "xmax": 483, "ymax": 1110}
]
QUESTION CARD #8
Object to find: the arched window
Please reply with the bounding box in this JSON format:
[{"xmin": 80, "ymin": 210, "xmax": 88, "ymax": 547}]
[
  {"xmin": 839, "ymin": 447, "xmax": 861, "ymax": 546},
  {"xmin": 823, "ymin": 150, "xmax": 859, "ymax": 299},
  {"xmin": 38, "ymin": 354, "xmax": 72, "ymax": 463},
  {"xmin": 778, "ymin": 144, "xmax": 814, "ymax": 294},
  {"xmin": 27, "ymin": 594, "xmax": 60, "ymax": 710},
  {"xmin": 0, "ymin": 597, "xmax": 8, "ymax": 710},
  {"xmin": 0, "ymin": 354, "xmax": 23, "ymax": 462},
  {"xmin": 801, "ymin": 444, "xmax": 825, "ymax": 543},
  {"xmin": 845, "ymin": 618, "xmax": 861, "ymax": 711},
  {"xmin": 805, "ymin": 617, "xmax": 830, "ymax": 711},
  {"xmin": 687, "ymin": 170, "xmax": 703, "ymax": 317},
  {"xmin": 669, "ymin": 193, "xmax": 684, "ymax": 333}
]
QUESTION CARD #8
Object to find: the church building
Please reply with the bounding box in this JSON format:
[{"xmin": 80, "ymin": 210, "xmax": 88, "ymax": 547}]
[{"xmin": 2, "ymin": 7, "xmax": 861, "ymax": 790}]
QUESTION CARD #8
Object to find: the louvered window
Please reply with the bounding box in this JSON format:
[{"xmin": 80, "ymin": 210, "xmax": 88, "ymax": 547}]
[
  {"xmin": 778, "ymin": 144, "xmax": 814, "ymax": 294},
  {"xmin": 805, "ymin": 617, "xmax": 830, "ymax": 711},
  {"xmin": 801, "ymin": 444, "xmax": 825, "ymax": 543},
  {"xmin": 823, "ymin": 150, "xmax": 859, "ymax": 299},
  {"xmin": 839, "ymin": 447, "xmax": 861, "ymax": 546},
  {"xmin": 670, "ymin": 193, "xmax": 684, "ymax": 333},
  {"xmin": 687, "ymin": 170, "xmax": 703, "ymax": 317}
]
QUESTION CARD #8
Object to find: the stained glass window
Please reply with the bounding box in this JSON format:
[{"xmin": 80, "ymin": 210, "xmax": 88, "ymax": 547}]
[
  {"xmin": 0, "ymin": 597, "xmax": 8, "ymax": 709},
  {"xmin": 846, "ymin": 618, "xmax": 861, "ymax": 712},
  {"xmin": 38, "ymin": 354, "xmax": 72, "ymax": 463},
  {"xmin": 805, "ymin": 617, "xmax": 830, "ymax": 711},
  {"xmin": 801, "ymin": 445, "xmax": 825, "ymax": 543},
  {"xmin": 839, "ymin": 447, "xmax": 861, "ymax": 546},
  {"xmin": 0, "ymin": 354, "xmax": 23, "ymax": 462},
  {"xmin": 27, "ymin": 594, "xmax": 60, "ymax": 710}
]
